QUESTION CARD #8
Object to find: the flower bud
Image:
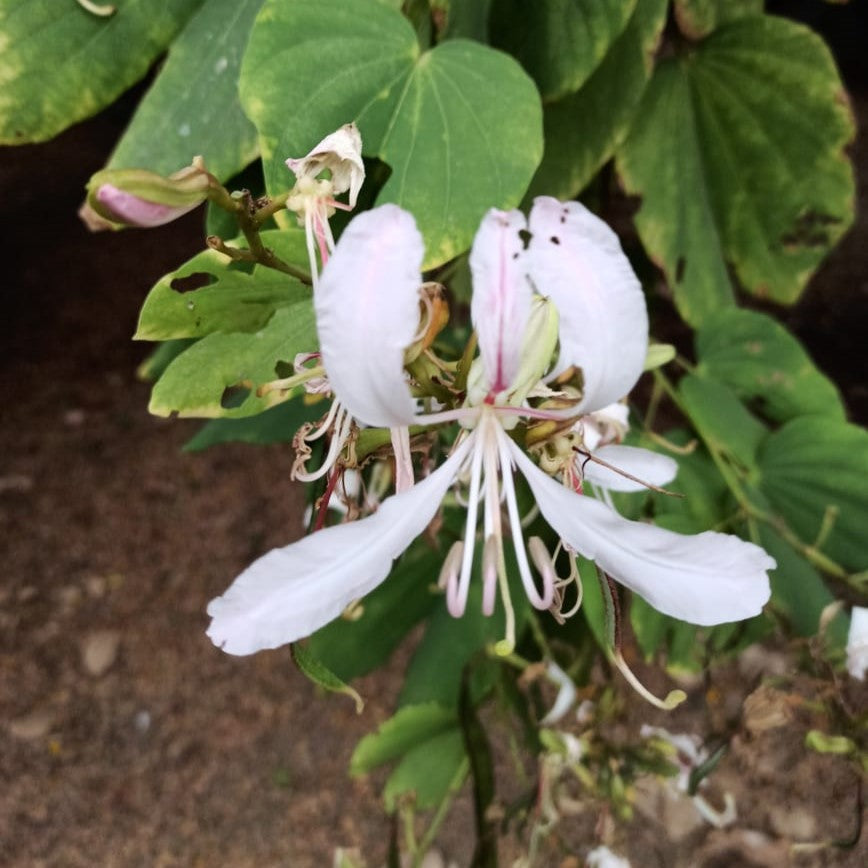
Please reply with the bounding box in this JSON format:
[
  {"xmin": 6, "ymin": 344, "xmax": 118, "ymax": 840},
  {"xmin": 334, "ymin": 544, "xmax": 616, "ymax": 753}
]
[{"xmin": 82, "ymin": 158, "xmax": 215, "ymax": 231}]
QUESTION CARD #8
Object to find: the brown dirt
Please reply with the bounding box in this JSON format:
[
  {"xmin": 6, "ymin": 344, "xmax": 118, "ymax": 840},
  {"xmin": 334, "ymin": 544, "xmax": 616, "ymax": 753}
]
[{"xmin": 1, "ymin": 67, "xmax": 866, "ymax": 868}]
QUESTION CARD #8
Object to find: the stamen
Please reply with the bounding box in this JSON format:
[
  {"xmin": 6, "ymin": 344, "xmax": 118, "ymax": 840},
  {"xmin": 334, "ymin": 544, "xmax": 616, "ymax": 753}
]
[
  {"xmin": 610, "ymin": 651, "xmax": 686, "ymax": 711},
  {"xmin": 303, "ymin": 208, "xmax": 319, "ymax": 286},
  {"xmin": 450, "ymin": 430, "xmax": 483, "ymax": 617},
  {"xmin": 481, "ymin": 535, "xmax": 498, "ymax": 616},
  {"xmin": 293, "ymin": 406, "xmax": 352, "ymax": 483},
  {"xmin": 313, "ymin": 209, "xmax": 330, "ymax": 268},
  {"xmin": 528, "ymin": 537, "xmax": 559, "ymax": 609},
  {"xmin": 495, "ymin": 427, "xmax": 554, "ymax": 610},
  {"xmin": 573, "ymin": 447, "xmax": 684, "ymax": 498},
  {"xmin": 306, "ymin": 399, "xmax": 342, "ymax": 442},
  {"xmin": 438, "ymin": 541, "xmax": 464, "ymax": 590}
]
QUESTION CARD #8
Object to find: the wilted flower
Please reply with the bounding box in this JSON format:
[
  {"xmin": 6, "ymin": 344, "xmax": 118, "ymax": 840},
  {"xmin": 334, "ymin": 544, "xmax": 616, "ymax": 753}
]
[
  {"xmin": 206, "ymin": 199, "xmax": 774, "ymax": 657},
  {"xmin": 285, "ymin": 123, "xmax": 365, "ymax": 282}
]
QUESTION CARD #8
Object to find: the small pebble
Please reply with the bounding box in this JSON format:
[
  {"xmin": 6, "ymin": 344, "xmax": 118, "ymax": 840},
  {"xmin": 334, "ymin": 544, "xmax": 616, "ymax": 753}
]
[
  {"xmin": 81, "ymin": 630, "xmax": 120, "ymax": 677},
  {"xmin": 9, "ymin": 710, "xmax": 53, "ymax": 740}
]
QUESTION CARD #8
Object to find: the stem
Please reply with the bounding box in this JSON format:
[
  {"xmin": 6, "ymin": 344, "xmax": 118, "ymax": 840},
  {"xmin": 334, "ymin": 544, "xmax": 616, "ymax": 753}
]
[
  {"xmin": 411, "ymin": 759, "xmax": 469, "ymax": 868},
  {"xmin": 253, "ymin": 191, "xmax": 290, "ymax": 226},
  {"xmin": 652, "ymin": 370, "xmax": 854, "ymax": 583}
]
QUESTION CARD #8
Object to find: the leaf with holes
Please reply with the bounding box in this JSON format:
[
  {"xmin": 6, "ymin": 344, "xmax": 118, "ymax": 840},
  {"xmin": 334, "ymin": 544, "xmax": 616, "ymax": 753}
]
[
  {"xmin": 696, "ymin": 308, "xmax": 845, "ymax": 423},
  {"xmin": 239, "ymin": 0, "xmax": 542, "ymax": 268},
  {"xmin": 106, "ymin": 0, "xmax": 262, "ymax": 181},
  {"xmin": 149, "ymin": 302, "xmax": 315, "ymax": 418},
  {"xmin": 616, "ymin": 15, "xmax": 854, "ymax": 324},
  {"xmin": 758, "ymin": 417, "xmax": 868, "ymax": 572},
  {"xmin": 0, "ymin": 0, "xmax": 203, "ymax": 144},
  {"xmin": 136, "ymin": 254, "xmax": 308, "ymax": 341},
  {"xmin": 525, "ymin": 0, "xmax": 667, "ymax": 201},
  {"xmin": 489, "ymin": 0, "xmax": 637, "ymax": 101}
]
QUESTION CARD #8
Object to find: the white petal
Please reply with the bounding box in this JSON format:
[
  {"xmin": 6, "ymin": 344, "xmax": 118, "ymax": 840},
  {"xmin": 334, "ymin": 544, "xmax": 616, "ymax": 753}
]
[
  {"xmin": 316, "ymin": 205, "xmax": 424, "ymax": 427},
  {"xmin": 469, "ymin": 209, "xmax": 532, "ymax": 394},
  {"xmin": 286, "ymin": 123, "xmax": 365, "ymax": 207},
  {"xmin": 528, "ymin": 197, "xmax": 648, "ymax": 413},
  {"xmin": 207, "ymin": 439, "xmax": 471, "ymax": 655},
  {"xmin": 584, "ymin": 445, "xmax": 678, "ymax": 493},
  {"xmin": 507, "ymin": 441, "xmax": 774, "ymax": 626},
  {"xmin": 846, "ymin": 606, "xmax": 868, "ymax": 680}
]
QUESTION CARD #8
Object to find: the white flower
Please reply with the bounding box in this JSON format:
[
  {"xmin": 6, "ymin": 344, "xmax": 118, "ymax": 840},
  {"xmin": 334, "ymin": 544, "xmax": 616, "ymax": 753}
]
[
  {"xmin": 207, "ymin": 199, "xmax": 774, "ymax": 656},
  {"xmin": 285, "ymin": 123, "xmax": 365, "ymax": 283},
  {"xmin": 846, "ymin": 606, "xmax": 868, "ymax": 680}
]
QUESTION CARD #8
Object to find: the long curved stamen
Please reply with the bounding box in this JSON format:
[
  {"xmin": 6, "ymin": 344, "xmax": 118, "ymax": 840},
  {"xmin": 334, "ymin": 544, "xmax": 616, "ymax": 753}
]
[
  {"xmin": 306, "ymin": 399, "xmax": 342, "ymax": 442},
  {"xmin": 303, "ymin": 208, "xmax": 319, "ymax": 285},
  {"xmin": 294, "ymin": 406, "xmax": 352, "ymax": 483},
  {"xmin": 481, "ymin": 535, "xmax": 499, "ymax": 616},
  {"xmin": 496, "ymin": 426, "xmax": 554, "ymax": 610},
  {"xmin": 438, "ymin": 541, "xmax": 464, "ymax": 597},
  {"xmin": 610, "ymin": 651, "xmax": 686, "ymax": 711},
  {"xmin": 450, "ymin": 430, "xmax": 483, "ymax": 616}
]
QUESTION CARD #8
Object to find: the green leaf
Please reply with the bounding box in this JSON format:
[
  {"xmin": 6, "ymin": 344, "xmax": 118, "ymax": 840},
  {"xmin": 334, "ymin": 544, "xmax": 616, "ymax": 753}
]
[
  {"xmin": 350, "ymin": 703, "xmax": 457, "ymax": 774},
  {"xmin": 758, "ymin": 525, "xmax": 845, "ymax": 640},
  {"xmin": 674, "ymin": 0, "xmax": 762, "ymax": 39},
  {"xmin": 678, "ymin": 374, "xmax": 768, "ymax": 473},
  {"xmin": 489, "ymin": 0, "xmax": 637, "ymax": 101},
  {"xmin": 383, "ymin": 728, "xmax": 466, "ymax": 812},
  {"xmin": 616, "ymin": 15, "xmax": 855, "ymax": 324},
  {"xmin": 646, "ymin": 437, "xmax": 731, "ymax": 536},
  {"xmin": 106, "ymin": 0, "xmax": 261, "ymax": 180},
  {"xmin": 399, "ymin": 564, "xmax": 526, "ymax": 709},
  {"xmin": 240, "ymin": 0, "xmax": 542, "ymax": 268},
  {"xmin": 436, "ymin": 0, "xmax": 492, "ymax": 42},
  {"xmin": 758, "ymin": 417, "xmax": 868, "ymax": 571},
  {"xmin": 136, "ymin": 338, "xmax": 197, "ymax": 382},
  {"xmin": 149, "ymin": 302, "xmax": 315, "ymax": 418},
  {"xmin": 0, "ymin": 0, "xmax": 204, "ymax": 144},
  {"xmin": 525, "ymin": 0, "xmax": 667, "ymax": 201},
  {"xmin": 291, "ymin": 643, "xmax": 364, "ymax": 713},
  {"xmin": 183, "ymin": 395, "xmax": 325, "ymax": 451},
  {"xmin": 136, "ymin": 249, "xmax": 308, "ymax": 340},
  {"xmin": 307, "ymin": 543, "xmax": 442, "ymax": 681},
  {"xmin": 696, "ymin": 308, "xmax": 845, "ymax": 423}
]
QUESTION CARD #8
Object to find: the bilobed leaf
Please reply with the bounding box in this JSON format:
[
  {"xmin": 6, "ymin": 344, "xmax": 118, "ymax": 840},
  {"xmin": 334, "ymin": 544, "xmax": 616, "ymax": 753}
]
[
  {"xmin": 136, "ymin": 250, "xmax": 308, "ymax": 340},
  {"xmin": 678, "ymin": 375, "xmax": 768, "ymax": 473},
  {"xmin": 526, "ymin": 0, "xmax": 667, "ymax": 201},
  {"xmin": 291, "ymin": 643, "xmax": 364, "ymax": 713},
  {"xmin": 350, "ymin": 703, "xmax": 457, "ymax": 774},
  {"xmin": 137, "ymin": 338, "xmax": 197, "ymax": 382},
  {"xmin": 616, "ymin": 15, "xmax": 855, "ymax": 324},
  {"xmin": 149, "ymin": 302, "xmax": 315, "ymax": 418},
  {"xmin": 240, "ymin": 0, "xmax": 542, "ymax": 268},
  {"xmin": 107, "ymin": 0, "xmax": 262, "ymax": 181},
  {"xmin": 758, "ymin": 417, "xmax": 868, "ymax": 571},
  {"xmin": 0, "ymin": 0, "xmax": 204, "ymax": 144},
  {"xmin": 696, "ymin": 308, "xmax": 845, "ymax": 423},
  {"xmin": 489, "ymin": 0, "xmax": 637, "ymax": 101},
  {"xmin": 674, "ymin": 0, "xmax": 762, "ymax": 40},
  {"xmin": 383, "ymin": 728, "xmax": 466, "ymax": 812}
]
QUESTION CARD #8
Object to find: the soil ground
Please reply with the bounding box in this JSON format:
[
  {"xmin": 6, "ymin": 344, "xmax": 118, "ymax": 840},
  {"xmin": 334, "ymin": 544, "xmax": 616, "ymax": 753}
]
[{"xmin": 1, "ymin": 42, "xmax": 867, "ymax": 868}]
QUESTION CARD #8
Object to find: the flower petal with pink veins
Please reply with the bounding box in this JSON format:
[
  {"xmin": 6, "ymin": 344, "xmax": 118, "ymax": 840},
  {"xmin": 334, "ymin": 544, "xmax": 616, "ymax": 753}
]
[
  {"xmin": 316, "ymin": 205, "xmax": 424, "ymax": 428},
  {"xmin": 528, "ymin": 197, "xmax": 648, "ymax": 414},
  {"xmin": 506, "ymin": 440, "xmax": 774, "ymax": 626},
  {"xmin": 584, "ymin": 445, "xmax": 678, "ymax": 493},
  {"xmin": 207, "ymin": 438, "xmax": 472, "ymax": 655},
  {"xmin": 469, "ymin": 209, "xmax": 532, "ymax": 395}
]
